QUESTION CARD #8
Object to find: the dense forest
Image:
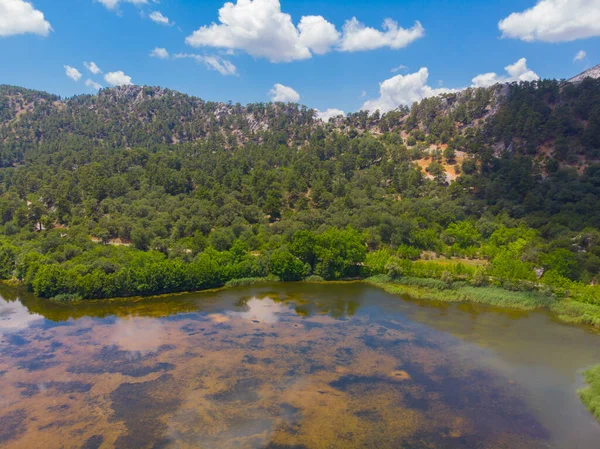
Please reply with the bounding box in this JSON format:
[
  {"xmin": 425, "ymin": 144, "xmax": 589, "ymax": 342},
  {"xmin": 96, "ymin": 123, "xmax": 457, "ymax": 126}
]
[{"xmin": 0, "ymin": 78, "xmax": 598, "ymax": 311}]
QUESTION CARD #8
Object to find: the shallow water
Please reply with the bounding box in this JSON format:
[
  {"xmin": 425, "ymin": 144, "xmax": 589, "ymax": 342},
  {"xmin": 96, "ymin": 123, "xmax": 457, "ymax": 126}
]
[{"xmin": 0, "ymin": 283, "xmax": 599, "ymax": 449}]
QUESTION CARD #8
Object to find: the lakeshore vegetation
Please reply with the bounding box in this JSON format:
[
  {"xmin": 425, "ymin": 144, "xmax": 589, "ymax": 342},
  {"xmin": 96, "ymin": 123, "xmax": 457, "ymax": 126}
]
[{"xmin": 0, "ymin": 79, "xmax": 598, "ymax": 319}]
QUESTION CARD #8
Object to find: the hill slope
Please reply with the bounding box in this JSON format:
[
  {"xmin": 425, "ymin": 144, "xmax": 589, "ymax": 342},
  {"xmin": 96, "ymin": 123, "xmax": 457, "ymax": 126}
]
[
  {"xmin": 0, "ymin": 75, "xmax": 599, "ymax": 303},
  {"xmin": 569, "ymin": 64, "xmax": 600, "ymax": 83}
]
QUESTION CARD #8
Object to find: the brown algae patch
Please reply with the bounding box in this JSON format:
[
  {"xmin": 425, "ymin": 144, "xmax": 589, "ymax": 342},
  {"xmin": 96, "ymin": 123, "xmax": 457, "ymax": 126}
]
[{"xmin": 0, "ymin": 289, "xmax": 559, "ymax": 449}]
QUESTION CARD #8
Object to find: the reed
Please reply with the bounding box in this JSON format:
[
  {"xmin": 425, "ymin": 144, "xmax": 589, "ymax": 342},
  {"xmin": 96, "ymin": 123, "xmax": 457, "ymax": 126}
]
[{"xmin": 579, "ymin": 365, "xmax": 600, "ymax": 422}]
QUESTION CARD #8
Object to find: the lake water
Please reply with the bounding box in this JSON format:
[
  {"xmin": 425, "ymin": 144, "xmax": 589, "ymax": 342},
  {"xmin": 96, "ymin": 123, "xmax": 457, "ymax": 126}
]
[{"xmin": 1, "ymin": 283, "xmax": 599, "ymax": 449}]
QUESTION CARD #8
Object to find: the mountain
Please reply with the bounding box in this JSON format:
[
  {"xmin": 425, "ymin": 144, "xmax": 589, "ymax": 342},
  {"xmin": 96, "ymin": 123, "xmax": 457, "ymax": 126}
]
[
  {"xmin": 569, "ymin": 64, "xmax": 600, "ymax": 83},
  {"xmin": 2, "ymin": 75, "xmax": 599, "ymax": 172},
  {"xmin": 0, "ymin": 74, "xmax": 599, "ymax": 301}
]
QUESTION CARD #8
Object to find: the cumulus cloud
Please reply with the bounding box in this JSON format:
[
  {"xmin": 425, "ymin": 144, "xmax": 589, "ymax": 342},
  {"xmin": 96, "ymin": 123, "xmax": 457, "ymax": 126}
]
[
  {"xmin": 268, "ymin": 83, "xmax": 300, "ymax": 102},
  {"xmin": 574, "ymin": 50, "xmax": 587, "ymax": 61},
  {"xmin": 185, "ymin": 0, "xmax": 424, "ymax": 62},
  {"xmin": 339, "ymin": 18, "xmax": 424, "ymax": 52},
  {"xmin": 471, "ymin": 58, "xmax": 539, "ymax": 88},
  {"xmin": 150, "ymin": 47, "xmax": 169, "ymax": 59},
  {"xmin": 84, "ymin": 61, "xmax": 102, "ymax": 74},
  {"xmin": 149, "ymin": 11, "xmax": 172, "ymax": 25},
  {"xmin": 0, "ymin": 0, "xmax": 52, "ymax": 37},
  {"xmin": 499, "ymin": 0, "xmax": 600, "ymax": 42},
  {"xmin": 298, "ymin": 15, "xmax": 340, "ymax": 55},
  {"xmin": 64, "ymin": 65, "xmax": 83, "ymax": 82},
  {"xmin": 174, "ymin": 53, "xmax": 237, "ymax": 76},
  {"xmin": 85, "ymin": 79, "xmax": 103, "ymax": 90},
  {"xmin": 317, "ymin": 108, "xmax": 345, "ymax": 121},
  {"xmin": 186, "ymin": 0, "xmax": 313, "ymax": 62},
  {"xmin": 104, "ymin": 70, "xmax": 133, "ymax": 86},
  {"xmin": 362, "ymin": 68, "xmax": 454, "ymax": 113},
  {"xmin": 97, "ymin": 0, "xmax": 148, "ymax": 10}
]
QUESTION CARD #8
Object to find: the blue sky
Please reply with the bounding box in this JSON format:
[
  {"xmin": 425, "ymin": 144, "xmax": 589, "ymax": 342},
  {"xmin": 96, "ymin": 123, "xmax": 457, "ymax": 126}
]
[{"xmin": 1, "ymin": 0, "xmax": 599, "ymax": 117}]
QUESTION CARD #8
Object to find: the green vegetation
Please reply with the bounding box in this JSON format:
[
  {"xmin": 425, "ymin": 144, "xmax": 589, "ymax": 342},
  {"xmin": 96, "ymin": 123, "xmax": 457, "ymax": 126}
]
[
  {"xmin": 367, "ymin": 275, "xmax": 554, "ymax": 309},
  {"xmin": 225, "ymin": 276, "xmax": 278, "ymax": 288},
  {"xmin": 0, "ymin": 80, "xmax": 598, "ymax": 319},
  {"xmin": 579, "ymin": 365, "xmax": 600, "ymax": 422}
]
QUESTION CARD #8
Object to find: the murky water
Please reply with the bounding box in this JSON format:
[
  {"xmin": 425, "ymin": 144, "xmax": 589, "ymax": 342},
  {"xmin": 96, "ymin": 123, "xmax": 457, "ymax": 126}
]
[{"xmin": 1, "ymin": 283, "xmax": 599, "ymax": 449}]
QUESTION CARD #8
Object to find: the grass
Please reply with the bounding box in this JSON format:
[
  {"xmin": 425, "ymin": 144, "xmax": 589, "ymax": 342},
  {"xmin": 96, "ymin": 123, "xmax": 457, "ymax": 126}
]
[
  {"xmin": 224, "ymin": 276, "xmax": 279, "ymax": 288},
  {"xmin": 50, "ymin": 293, "xmax": 83, "ymax": 303},
  {"xmin": 365, "ymin": 275, "xmax": 600, "ymax": 326},
  {"xmin": 579, "ymin": 365, "xmax": 600, "ymax": 422},
  {"xmin": 366, "ymin": 275, "xmax": 554, "ymax": 310},
  {"xmin": 304, "ymin": 275, "xmax": 325, "ymax": 282}
]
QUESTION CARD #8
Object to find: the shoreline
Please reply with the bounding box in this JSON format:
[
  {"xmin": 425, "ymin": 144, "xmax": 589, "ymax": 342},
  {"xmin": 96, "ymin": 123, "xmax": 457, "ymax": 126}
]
[
  {"xmin": 364, "ymin": 276, "xmax": 600, "ymax": 330},
  {"xmin": 4, "ymin": 275, "xmax": 600, "ymax": 330}
]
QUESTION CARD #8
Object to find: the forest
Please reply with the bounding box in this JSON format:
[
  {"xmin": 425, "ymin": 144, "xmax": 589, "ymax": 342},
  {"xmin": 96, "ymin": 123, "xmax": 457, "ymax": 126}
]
[{"xmin": 0, "ymin": 78, "xmax": 599, "ymax": 318}]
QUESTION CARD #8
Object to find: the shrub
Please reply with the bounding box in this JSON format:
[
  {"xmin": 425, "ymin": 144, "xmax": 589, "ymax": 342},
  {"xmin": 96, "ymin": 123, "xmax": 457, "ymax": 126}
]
[{"xmin": 269, "ymin": 249, "xmax": 310, "ymax": 281}]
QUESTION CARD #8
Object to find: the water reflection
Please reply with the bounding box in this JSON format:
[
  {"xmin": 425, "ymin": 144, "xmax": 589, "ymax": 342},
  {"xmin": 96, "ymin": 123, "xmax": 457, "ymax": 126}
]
[
  {"xmin": 0, "ymin": 296, "xmax": 44, "ymax": 333},
  {"xmin": 0, "ymin": 283, "xmax": 598, "ymax": 449},
  {"xmin": 229, "ymin": 297, "xmax": 287, "ymax": 324},
  {"xmin": 109, "ymin": 317, "xmax": 168, "ymax": 354}
]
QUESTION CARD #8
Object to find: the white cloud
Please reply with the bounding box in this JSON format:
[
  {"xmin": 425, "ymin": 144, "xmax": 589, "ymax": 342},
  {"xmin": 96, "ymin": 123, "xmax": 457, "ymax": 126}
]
[
  {"xmin": 97, "ymin": 0, "xmax": 148, "ymax": 10},
  {"xmin": 149, "ymin": 11, "xmax": 172, "ymax": 25},
  {"xmin": 64, "ymin": 65, "xmax": 83, "ymax": 82},
  {"xmin": 150, "ymin": 47, "xmax": 169, "ymax": 59},
  {"xmin": 574, "ymin": 50, "xmax": 587, "ymax": 61},
  {"xmin": 471, "ymin": 58, "xmax": 539, "ymax": 87},
  {"xmin": 317, "ymin": 108, "xmax": 345, "ymax": 121},
  {"xmin": 174, "ymin": 53, "xmax": 237, "ymax": 76},
  {"xmin": 362, "ymin": 68, "xmax": 454, "ymax": 113},
  {"xmin": 185, "ymin": 0, "xmax": 423, "ymax": 62},
  {"xmin": 391, "ymin": 64, "xmax": 408, "ymax": 73},
  {"xmin": 339, "ymin": 18, "xmax": 424, "ymax": 52},
  {"xmin": 84, "ymin": 61, "xmax": 102, "ymax": 74},
  {"xmin": 298, "ymin": 15, "xmax": 340, "ymax": 55},
  {"xmin": 186, "ymin": 0, "xmax": 313, "ymax": 63},
  {"xmin": 85, "ymin": 79, "xmax": 103, "ymax": 90},
  {"xmin": 0, "ymin": 0, "xmax": 52, "ymax": 37},
  {"xmin": 202, "ymin": 55, "xmax": 238, "ymax": 76},
  {"xmin": 499, "ymin": 0, "xmax": 600, "ymax": 42},
  {"xmin": 268, "ymin": 83, "xmax": 300, "ymax": 102},
  {"xmin": 104, "ymin": 70, "xmax": 133, "ymax": 86}
]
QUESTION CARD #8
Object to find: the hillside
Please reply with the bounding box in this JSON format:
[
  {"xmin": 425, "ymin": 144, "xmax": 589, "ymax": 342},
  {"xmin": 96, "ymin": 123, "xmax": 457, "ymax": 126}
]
[
  {"xmin": 569, "ymin": 64, "xmax": 600, "ymax": 83},
  {"xmin": 0, "ymin": 76, "xmax": 599, "ymax": 304},
  {"xmin": 2, "ymin": 77, "xmax": 599, "ymax": 174}
]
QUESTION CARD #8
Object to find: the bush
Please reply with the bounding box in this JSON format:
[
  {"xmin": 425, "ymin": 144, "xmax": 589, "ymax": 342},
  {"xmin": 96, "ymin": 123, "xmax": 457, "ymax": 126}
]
[
  {"xmin": 225, "ymin": 277, "xmax": 275, "ymax": 287},
  {"xmin": 51, "ymin": 293, "xmax": 83, "ymax": 303},
  {"xmin": 304, "ymin": 275, "xmax": 325, "ymax": 282},
  {"xmin": 269, "ymin": 249, "xmax": 310, "ymax": 281},
  {"xmin": 361, "ymin": 249, "xmax": 392, "ymax": 277},
  {"xmin": 0, "ymin": 243, "xmax": 16, "ymax": 279},
  {"xmin": 386, "ymin": 257, "xmax": 412, "ymax": 279},
  {"xmin": 471, "ymin": 267, "xmax": 488, "ymax": 286},
  {"xmin": 396, "ymin": 245, "xmax": 420, "ymax": 260}
]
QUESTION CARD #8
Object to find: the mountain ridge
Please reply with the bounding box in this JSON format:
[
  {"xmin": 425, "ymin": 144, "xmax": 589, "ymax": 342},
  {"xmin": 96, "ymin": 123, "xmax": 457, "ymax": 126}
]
[
  {"xmin": 568, "ymin": 64, "xmax": 600, "ymax": 83},
  {"xmin": 1, "ymin": 67, "xmax": 600, "ymax": 173}
]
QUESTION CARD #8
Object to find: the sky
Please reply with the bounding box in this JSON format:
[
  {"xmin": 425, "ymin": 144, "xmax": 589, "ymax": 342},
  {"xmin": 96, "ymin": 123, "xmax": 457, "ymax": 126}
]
[{"xmin": 1, "ymin": 0, "xmax": 599, "ymax": 119}]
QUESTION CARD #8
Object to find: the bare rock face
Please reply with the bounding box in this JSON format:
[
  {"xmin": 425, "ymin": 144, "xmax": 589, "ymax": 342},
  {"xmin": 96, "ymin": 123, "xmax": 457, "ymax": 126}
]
[{"xmin": 568, "ymin": 64, "xmax": 600, "ymax": 83}]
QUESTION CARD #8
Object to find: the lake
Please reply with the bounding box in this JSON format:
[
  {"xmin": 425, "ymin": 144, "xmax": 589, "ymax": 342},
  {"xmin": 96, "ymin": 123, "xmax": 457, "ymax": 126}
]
[{"xmin": 1, "ymin": 282, "xmax": 599, "ymax": 449}]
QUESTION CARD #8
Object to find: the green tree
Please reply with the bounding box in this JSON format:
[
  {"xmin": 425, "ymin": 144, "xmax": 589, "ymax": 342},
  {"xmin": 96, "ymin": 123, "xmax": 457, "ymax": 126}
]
[{"xmin": 269, "ymin": 249, "xmax": 310, "ymax": 281}]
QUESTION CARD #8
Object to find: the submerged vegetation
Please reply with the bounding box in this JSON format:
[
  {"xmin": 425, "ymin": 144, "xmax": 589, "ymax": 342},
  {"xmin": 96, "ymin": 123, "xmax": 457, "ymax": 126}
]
[{"xmin": 579, "ymin": 365, "xmax": 600, "ymax": 422}]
